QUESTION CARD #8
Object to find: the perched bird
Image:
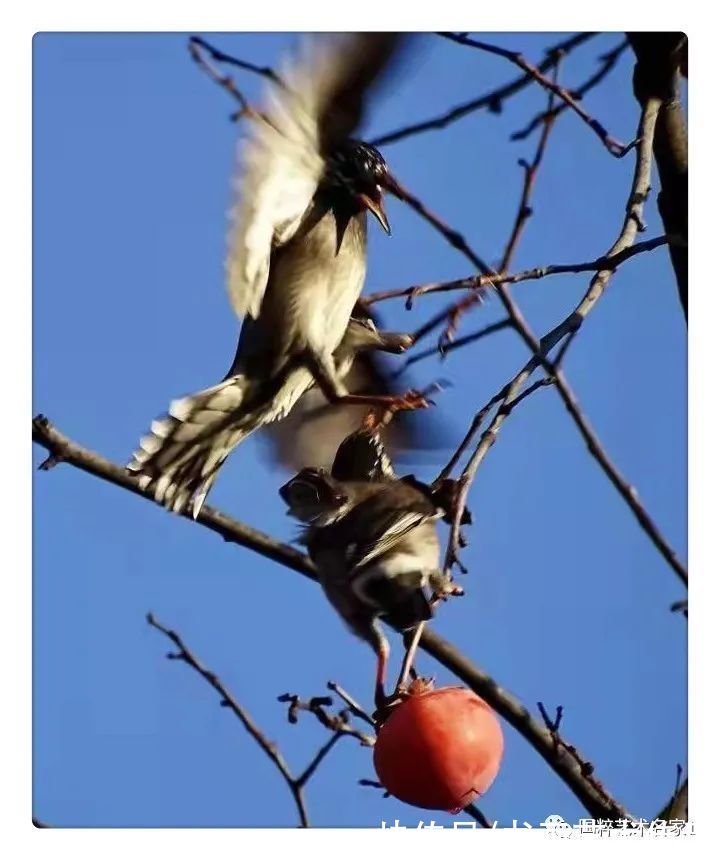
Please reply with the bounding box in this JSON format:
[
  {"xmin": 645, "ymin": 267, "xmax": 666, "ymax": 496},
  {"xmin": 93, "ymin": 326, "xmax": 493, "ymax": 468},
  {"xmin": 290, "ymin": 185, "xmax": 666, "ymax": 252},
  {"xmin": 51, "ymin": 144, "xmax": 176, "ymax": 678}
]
[
  {"xmin": 128, "ymin": 33, "xmax": 424, "ymax": 516},
  {"xmin": 280, "ymin": 427, "xmax": 460, "ymax": 709},
  {"xmin": 128, "ymin": 313, "xmax": 413, "ymax": 516}
]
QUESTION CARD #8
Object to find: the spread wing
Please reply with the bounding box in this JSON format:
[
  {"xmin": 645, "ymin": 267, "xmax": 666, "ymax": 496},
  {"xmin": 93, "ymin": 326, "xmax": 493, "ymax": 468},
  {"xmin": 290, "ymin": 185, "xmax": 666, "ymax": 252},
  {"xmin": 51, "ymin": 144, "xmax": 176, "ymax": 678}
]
[{"xmin": 226, "ymin": 33, "xmax": 403, "ymax": 322}]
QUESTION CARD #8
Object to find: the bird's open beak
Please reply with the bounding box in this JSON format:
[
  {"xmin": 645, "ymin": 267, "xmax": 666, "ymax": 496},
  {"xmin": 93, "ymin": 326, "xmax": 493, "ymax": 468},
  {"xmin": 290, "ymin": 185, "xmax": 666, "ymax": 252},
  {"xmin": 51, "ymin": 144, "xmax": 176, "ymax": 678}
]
[{"xmin": 357, "ymin": 187, "xmax": 391, "ymax": 235}]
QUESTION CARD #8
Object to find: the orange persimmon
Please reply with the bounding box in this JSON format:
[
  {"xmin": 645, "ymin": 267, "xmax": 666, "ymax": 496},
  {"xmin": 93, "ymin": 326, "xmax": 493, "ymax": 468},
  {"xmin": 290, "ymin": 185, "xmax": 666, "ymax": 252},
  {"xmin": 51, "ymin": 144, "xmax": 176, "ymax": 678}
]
[{"xmin": 373, "ymin": 681, "xmax": 504, "ymax": 812}]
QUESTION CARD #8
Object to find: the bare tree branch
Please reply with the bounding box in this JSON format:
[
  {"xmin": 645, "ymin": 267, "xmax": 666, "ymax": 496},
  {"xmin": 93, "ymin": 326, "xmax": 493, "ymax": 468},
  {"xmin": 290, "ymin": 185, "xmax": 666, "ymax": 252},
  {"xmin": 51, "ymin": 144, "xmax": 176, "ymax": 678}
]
[
  {"xmin": 34, "ymin": 34, "xmax": 687, "ymax": 828},
  {"xmin": 417, "ymin": 627, "xmax": 632, "ymax": 820},
  {"xmin": 147, "ymin": 612, "xmax": 313, "ymax": 827},
  {"xmin": 629, "ymin": 33, "xmax": 688, "ymax": 321},
  {"xmin": 180, "ymin": 35, "xmax": 686, "ymax": 591},
  {"xmin": 439, "ymin": 376, "xmax": 557, "ymax": 574},
  {"xmin": 464, "ymin": 805, "xmax": 494, "ymax": 828},
  {"xmin": 370, "ymin": 33, "xmax": 596, "ymax": 147},
  {"xmin": 179, "ymin": 38, "xmax": 685, "ymax": 590},
  {"xmin": 327, "ymin": 681, "xmax": 377, "ymax": 728},
  {"xmin": 32, "ymin": 415, "xmax": 633, "ymax": 821},
  {"xmin": 511, "ymin": 40, "xmax": 629, "ymax": 142},
  {"xmin": 537, "ymin": 702, "xmax": 619, "ymax": 811},
  {"xmin": 416, "ymin": 55, "xmax": 563, "ymax": 361},
  {"xmin": 189, "ymin": 35, "xmax": 284, "ymax": 89},
  {"xmin": 280, "ymin": 687, "xmax": 494, "ymax": 824},
  {"xmin": 277, "ymin": 692, "xmax": 375, "ymax": 747},
  {"xmin": 438, "ymin": 32, "xmax": 634, "ymax": 157},
  {"xmin": 395, "ymin": 319, "xmax": 513, "ymax": 375},
  {"xmin": 500, "ymin": 58, "xmax": 563, "ymax": 273},
  {"xmin": 32, "ymin": 415, "xmax": 315, "ymax": 583},
  {"xmin": 412, "ymin": 59, "xmax": 562, "ymax": 357},
  {"xmin": 386, "ymin": 98, "xmax": 687, "ymax": 587},
  {"xmin": 366, "ymin": 235, "xmax": 672, "ymax": 305},
  {"xmin": 295, "ymin": 734, "xmax": 344, "ymax": 789}
]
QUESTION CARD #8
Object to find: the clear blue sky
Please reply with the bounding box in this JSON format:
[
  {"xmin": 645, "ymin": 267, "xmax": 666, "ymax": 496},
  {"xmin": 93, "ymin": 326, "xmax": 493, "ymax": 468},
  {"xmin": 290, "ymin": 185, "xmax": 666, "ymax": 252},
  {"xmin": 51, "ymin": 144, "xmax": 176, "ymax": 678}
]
[{"xmin": 33, "ymin": 32, "xmax": 687, "ymax": 828}]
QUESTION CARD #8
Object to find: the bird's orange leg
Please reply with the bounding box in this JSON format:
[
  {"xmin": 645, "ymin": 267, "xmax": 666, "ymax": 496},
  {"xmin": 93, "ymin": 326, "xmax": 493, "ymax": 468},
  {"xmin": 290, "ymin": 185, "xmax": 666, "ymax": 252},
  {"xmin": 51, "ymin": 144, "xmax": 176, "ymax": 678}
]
[
  {"xmin": 305, "ymin": 350, "xmax": 436, "ymax": 416},
  {"xmin": 334, "ymin": 389, "xmax": 432, "ymax": 413}
]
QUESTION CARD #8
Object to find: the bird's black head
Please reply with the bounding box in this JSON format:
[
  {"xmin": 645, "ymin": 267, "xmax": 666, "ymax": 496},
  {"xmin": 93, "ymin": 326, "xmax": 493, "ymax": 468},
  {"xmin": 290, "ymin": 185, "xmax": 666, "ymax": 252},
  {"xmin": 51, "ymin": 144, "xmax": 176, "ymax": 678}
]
[
  {"xmin": 327, "ymin": 140, "xmax": 395, "ymax": 234},
  {"xmin": 279, "ymin": 468, "xmax": 350, "ymax": 525}
]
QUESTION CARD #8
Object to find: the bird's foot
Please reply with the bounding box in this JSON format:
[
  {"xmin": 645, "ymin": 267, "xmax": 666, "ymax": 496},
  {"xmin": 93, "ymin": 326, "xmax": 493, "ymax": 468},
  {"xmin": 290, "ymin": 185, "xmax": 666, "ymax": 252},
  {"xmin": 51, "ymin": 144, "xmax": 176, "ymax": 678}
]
[
  {"xmin": 373, "ymin": 675, "xmax": 437, "ymax": 724},
  {"xmin": 372, "ymin": 690, "xmax": 406, "ymax": 725},
  {"xmin": 429, "ymin": 572, "xmax": 465, "ymax": 604},
  {"xmin": 388, "ymin": 389, "xmax": 434, "ymax": 413},
  {"xmin": 336, "ymin": 389, "xmax": 432, "ymax": 414}
]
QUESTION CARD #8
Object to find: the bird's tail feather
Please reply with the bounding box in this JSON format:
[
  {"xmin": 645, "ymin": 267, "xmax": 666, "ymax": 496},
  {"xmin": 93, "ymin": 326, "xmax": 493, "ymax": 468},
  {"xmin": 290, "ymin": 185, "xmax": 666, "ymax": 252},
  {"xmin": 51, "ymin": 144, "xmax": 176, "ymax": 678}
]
[{"xmin": 127, "ymin": 375, "xmax": 257, "ymax": 518}]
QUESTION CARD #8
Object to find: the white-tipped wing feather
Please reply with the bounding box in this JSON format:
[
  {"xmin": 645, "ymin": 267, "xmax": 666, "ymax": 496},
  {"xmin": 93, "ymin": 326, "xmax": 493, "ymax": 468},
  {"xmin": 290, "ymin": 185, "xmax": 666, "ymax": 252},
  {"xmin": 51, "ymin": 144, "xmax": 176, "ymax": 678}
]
[
  {"xmin": 226, "ymin": 38, "xmax": 331, "ymax": 321},
  {"xmin": 127, "ymin": 376, "xmax": 251, "ymax": 516},
  {"xmin": 226, "ymin": 33, "xmax": 402, "ymax": 322}
]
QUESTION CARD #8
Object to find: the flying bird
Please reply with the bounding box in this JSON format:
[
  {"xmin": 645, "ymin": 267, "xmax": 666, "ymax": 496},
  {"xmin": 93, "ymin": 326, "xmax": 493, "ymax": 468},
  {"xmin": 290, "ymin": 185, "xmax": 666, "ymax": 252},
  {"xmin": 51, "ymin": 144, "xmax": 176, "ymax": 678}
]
[
  {"xmin": 280, "ymin": 425, "xmax": 461, "ymax": 709},
  {"xmin": 129, "ymin": 312, "xmax": 412, "ymax": 516},
  {"xmin": 259, "ymin": 305, "xmax": 456, "ymax": 474},
  {"xmin": 128, "ymin": 33, "xmax": 425, "ymax": 516}
]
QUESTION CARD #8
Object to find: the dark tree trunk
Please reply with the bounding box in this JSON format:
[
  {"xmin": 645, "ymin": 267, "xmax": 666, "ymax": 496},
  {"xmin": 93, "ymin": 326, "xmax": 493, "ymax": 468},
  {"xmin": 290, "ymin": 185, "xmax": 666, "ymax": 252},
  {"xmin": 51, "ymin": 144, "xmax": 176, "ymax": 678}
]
[{"xmin": 628, "ymin": 33, "xmax": 688, "ymax": 322}]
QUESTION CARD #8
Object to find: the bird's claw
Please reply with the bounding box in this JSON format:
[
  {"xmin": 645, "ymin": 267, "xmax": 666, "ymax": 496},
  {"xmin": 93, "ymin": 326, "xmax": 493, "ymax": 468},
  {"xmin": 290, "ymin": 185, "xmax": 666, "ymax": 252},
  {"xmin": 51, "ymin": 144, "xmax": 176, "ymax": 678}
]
[
  {"xmin": 430, "ymin": 577, "xmax": 465, "ymax": 604},
  {"xmin": 387, "ymin": 389, "xmax": 432, "ymax": 414},
  {"xmin": 356, "ymin": 389, "xmax": 431, "ymax": 431},
  {"xmin": 373, "ymin": 688, "xmax": 412, "ymax": 725}
]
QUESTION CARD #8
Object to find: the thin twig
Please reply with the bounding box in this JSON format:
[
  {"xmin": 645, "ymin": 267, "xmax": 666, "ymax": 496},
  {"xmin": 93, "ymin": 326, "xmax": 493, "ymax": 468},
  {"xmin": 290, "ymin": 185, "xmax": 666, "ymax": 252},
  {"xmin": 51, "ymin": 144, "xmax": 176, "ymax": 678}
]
[
  {"xmin": 437, "ymin": 64, "xmax": 563, "ymax": 569},
  {"xmin": 441, "ymin": 377, "xmax": 556, "ymax": 574},
  {"xmin": 32, "ymin": 415, "xmax": 630, "ymax": 820},
  {"xmin": 670, "ymin": 599, "xmax": 688, "ymax": 617},
  {"xmin": 365, "ymin": 235, "xmax": 672, "ymax": 306},
  {"xmin": 511, "ymin": 40, "xmax": 630, "ymax": 142},
  {"xmin": 327, "ymin": 681, "xmax": 377, "ymax": 728},
  {"xmin": 277, "ymin": 692, "xmax": 375, "ymax": 745},
  {"xmin": 188, "ymin": 37, "xmax": 252, "ymax": 119},
  {"xmin": 32, "ymin": 415, "xmax": 316, "ymax": 583},
  {"xmin": 429, "ymin": 55, "xmax": 561, "ymax": 350},
  {"xmin": 395, "ymin": 319, "xmax": 512, "ymax": 376},
  {"xmin": 370, "ymin": 33, "xmax": 596, "ymax": 147},
  {"xmin": 147, "ymin": 612, "xmax": 311, "ymax": 827},
  {"xmin": 438, "ymin": 32, "xmax": 634, "ymax": 157},
  {"xmin": 189, "ymin": 35, "xmax": 284, "ymax": 88},
  {"xmin": 417, "ymin": 626, "xmax": 631, "ymax": 820},
  {"xmin": 464, "ymin": 805, "xmax": 494, "ymax": 828},
  {"xmin": 497, "ymin": 101, "xmax": 686, "ymax": 585},
  {"xmin": 500, "ymin": 57, "xmax": 563, "ymax": 273},
  {"xmin": 537, "ymin": 702, "xmax": 617, "ymax": 805},
  {"xmin": 385, "ymin": 99, "xmax": 687, "ymax": 586},
  {"xmin": 182, "ymin": 33, "xmax": 687, "ymax": 589},
  {"xmin": 295, "ymin": 734, "xmax": 343, "ymax": 788}
]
